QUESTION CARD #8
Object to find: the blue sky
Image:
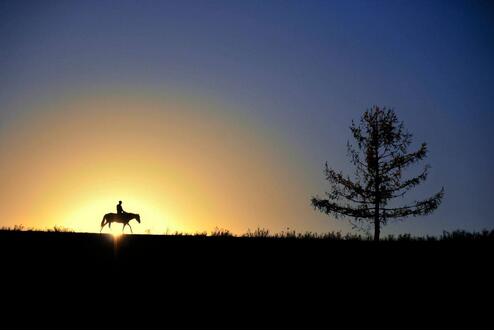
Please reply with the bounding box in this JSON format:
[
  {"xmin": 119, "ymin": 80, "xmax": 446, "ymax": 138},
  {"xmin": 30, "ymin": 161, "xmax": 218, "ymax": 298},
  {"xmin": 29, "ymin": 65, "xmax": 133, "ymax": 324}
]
[{"xmin": 1, "ymin": 0, "xmax": 493, "ymax": 235}]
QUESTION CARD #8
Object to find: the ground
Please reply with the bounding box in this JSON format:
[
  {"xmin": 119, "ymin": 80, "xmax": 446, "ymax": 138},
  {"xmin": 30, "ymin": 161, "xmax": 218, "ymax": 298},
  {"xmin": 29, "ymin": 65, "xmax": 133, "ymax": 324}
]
[{"xmin": 0, "ymin": 230, "xmax": 492, "ymax": 328}]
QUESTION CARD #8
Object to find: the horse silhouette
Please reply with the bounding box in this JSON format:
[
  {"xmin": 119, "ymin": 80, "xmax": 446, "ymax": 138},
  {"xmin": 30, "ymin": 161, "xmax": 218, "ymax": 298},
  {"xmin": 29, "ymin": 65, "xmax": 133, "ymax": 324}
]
[{"xmin": 100, "ymin": 212, "xmax": 141, "ymax": 233}]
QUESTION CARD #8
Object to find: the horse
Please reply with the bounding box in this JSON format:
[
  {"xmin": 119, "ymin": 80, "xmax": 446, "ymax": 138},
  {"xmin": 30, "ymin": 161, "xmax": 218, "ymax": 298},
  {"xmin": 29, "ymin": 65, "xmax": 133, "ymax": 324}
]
[{"xmin": 100, "ymin": 212, "xmax": 141, "ymax": 234}]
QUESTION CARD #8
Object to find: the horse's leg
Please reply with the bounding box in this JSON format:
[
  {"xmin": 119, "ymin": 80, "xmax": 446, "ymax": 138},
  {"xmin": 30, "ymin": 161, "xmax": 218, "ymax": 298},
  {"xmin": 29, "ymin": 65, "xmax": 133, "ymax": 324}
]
[
  {"xmin": 100, "ymin": 217, "xmax": 107, "ymax": 232},
  {"xmin": 122, "ymin": 223, "xmax": 126, "ymax": 233},
  {"xmin": 128, "ymin": 223, "xmax": 133, "ymax": 234}
]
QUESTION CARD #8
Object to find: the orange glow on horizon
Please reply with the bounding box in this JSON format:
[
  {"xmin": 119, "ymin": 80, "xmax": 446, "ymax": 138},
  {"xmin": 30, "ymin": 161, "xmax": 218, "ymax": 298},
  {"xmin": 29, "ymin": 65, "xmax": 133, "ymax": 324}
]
[{"xmin": 0, "ymin": 90, "xmax": 320, "ymax": 234}]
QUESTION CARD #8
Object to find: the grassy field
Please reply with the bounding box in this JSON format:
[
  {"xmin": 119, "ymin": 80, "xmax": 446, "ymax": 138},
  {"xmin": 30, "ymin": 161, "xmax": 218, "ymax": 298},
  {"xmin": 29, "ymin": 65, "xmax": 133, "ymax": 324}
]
[
  {"xmin": 4, "ymin": 224, "xmax": 494, "ymax": 240},
  {"xmin": 1, "ymin": 228, "xmax": 492, "ymax": 328}
]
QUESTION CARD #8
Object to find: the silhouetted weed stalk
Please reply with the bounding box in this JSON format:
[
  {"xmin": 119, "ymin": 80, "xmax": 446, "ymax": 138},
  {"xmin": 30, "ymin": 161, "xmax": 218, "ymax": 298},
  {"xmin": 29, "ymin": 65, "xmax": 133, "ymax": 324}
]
[{"xmin": 1, "ymin": 225, "xmax": 494, "ymax": 241}]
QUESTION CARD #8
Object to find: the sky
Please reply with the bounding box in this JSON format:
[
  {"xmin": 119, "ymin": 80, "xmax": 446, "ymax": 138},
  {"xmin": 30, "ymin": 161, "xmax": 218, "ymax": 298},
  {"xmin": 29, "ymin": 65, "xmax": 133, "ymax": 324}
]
[{"xmin": 0, "ymin": 0, "xmax": 493, "ymax": 235}]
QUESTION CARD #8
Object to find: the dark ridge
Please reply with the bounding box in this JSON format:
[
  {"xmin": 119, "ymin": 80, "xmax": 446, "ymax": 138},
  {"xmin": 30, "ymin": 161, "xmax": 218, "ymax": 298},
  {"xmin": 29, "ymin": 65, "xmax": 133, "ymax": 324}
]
[{"xmin": 0, "ymin": 230, "xmax": 491, "ymax": 329}]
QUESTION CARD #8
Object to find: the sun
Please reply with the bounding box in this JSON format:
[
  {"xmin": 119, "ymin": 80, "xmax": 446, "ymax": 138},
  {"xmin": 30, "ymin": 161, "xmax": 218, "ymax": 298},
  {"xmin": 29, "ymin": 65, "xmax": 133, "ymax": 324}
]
[
  {"xmin": 111, "ymin": 231, "xmax": 123, "ymax": 239},
  {"xmin": 108, "ymin": 226, "xmax": 124, "ymax": 238}
]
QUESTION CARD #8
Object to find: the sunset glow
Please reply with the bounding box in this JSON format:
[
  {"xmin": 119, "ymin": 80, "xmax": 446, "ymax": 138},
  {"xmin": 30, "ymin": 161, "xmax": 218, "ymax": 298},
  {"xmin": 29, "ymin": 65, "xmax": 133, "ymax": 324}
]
[
  {"xmin": 0, "ymin": 89, "xmax": 315, "ymax": 234},
  {"xmin": 1, "ymin": 0, "xmax": 492, "ymax": 236}
]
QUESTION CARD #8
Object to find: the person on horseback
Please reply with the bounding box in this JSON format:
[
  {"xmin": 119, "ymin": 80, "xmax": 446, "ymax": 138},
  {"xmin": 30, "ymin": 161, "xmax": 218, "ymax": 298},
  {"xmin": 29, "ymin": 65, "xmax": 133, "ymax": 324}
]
[
  {"xmin": 117, "ymin": 200, "xmax": 126, "ymax": 215},
  {"xmin": 101, "ymin": 202, "xmax": 141, "ymax": 233}
]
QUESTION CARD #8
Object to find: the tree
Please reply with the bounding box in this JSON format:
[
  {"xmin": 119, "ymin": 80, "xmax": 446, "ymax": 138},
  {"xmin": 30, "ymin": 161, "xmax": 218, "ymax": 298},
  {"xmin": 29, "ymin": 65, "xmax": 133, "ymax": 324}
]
[{"xmin": 311, "ymin": 106, "xmax": 444, "ymax": 241}]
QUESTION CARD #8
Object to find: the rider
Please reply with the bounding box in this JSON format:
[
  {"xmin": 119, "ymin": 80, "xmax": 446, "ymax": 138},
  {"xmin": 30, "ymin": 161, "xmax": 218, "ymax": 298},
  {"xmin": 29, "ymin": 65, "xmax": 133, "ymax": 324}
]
[{"xmin": 117, "ymin": 200, "xmax": 126, "ymax": 215}]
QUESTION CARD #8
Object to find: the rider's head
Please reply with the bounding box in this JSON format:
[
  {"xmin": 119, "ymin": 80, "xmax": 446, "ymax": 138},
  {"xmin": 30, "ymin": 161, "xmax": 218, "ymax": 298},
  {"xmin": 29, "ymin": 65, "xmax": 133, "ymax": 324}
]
[{"xmin": 118, "ymin": 200, "xmax": 122, "ymax": 204}]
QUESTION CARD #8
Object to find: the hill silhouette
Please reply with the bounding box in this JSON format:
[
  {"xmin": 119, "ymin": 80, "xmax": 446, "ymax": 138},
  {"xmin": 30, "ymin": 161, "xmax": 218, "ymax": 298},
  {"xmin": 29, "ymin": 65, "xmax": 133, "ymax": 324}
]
[{"xmin": 1, "ymin": 229, "xmax": 492, "ymax": 328}]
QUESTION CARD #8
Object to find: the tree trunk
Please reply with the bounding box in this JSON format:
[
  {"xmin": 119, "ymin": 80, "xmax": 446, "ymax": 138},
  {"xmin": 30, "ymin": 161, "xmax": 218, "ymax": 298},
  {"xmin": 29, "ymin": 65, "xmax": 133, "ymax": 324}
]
[
  {"xmin": 372, "ymin": 119, "xmax": 381, "ymax": 241},
  {"xmin": 374, "ymin": 202, "xmax": 380, "ymax": 241}
]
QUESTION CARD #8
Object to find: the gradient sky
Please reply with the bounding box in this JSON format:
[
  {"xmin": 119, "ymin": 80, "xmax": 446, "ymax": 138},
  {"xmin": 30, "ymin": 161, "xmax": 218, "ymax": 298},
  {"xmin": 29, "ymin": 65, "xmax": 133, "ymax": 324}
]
[{"xmin": 0, "ymin": 0, "xmax": 493, "ymax": 235}]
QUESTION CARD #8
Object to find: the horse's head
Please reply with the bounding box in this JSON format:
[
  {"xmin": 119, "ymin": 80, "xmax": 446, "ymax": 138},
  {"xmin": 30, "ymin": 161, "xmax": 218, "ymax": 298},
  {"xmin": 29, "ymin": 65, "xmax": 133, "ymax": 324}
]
[{"xmin": 135, "ymin": 214, "xmax": 141, "ymax": 223}]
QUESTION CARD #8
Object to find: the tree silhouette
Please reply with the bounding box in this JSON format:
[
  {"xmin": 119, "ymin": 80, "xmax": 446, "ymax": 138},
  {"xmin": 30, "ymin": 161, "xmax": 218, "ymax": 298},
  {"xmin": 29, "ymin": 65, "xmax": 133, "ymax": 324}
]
[{"xmin": 311, "ymin": 106, "xmax": 444, "ymax": 241}]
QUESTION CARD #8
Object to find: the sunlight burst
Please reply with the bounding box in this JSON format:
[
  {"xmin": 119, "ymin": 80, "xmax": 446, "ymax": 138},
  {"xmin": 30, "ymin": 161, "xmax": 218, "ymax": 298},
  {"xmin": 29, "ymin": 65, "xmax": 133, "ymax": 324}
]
[{"xmin": 110, "ymin": 228, "xmax": 123, "ymax": 239}]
